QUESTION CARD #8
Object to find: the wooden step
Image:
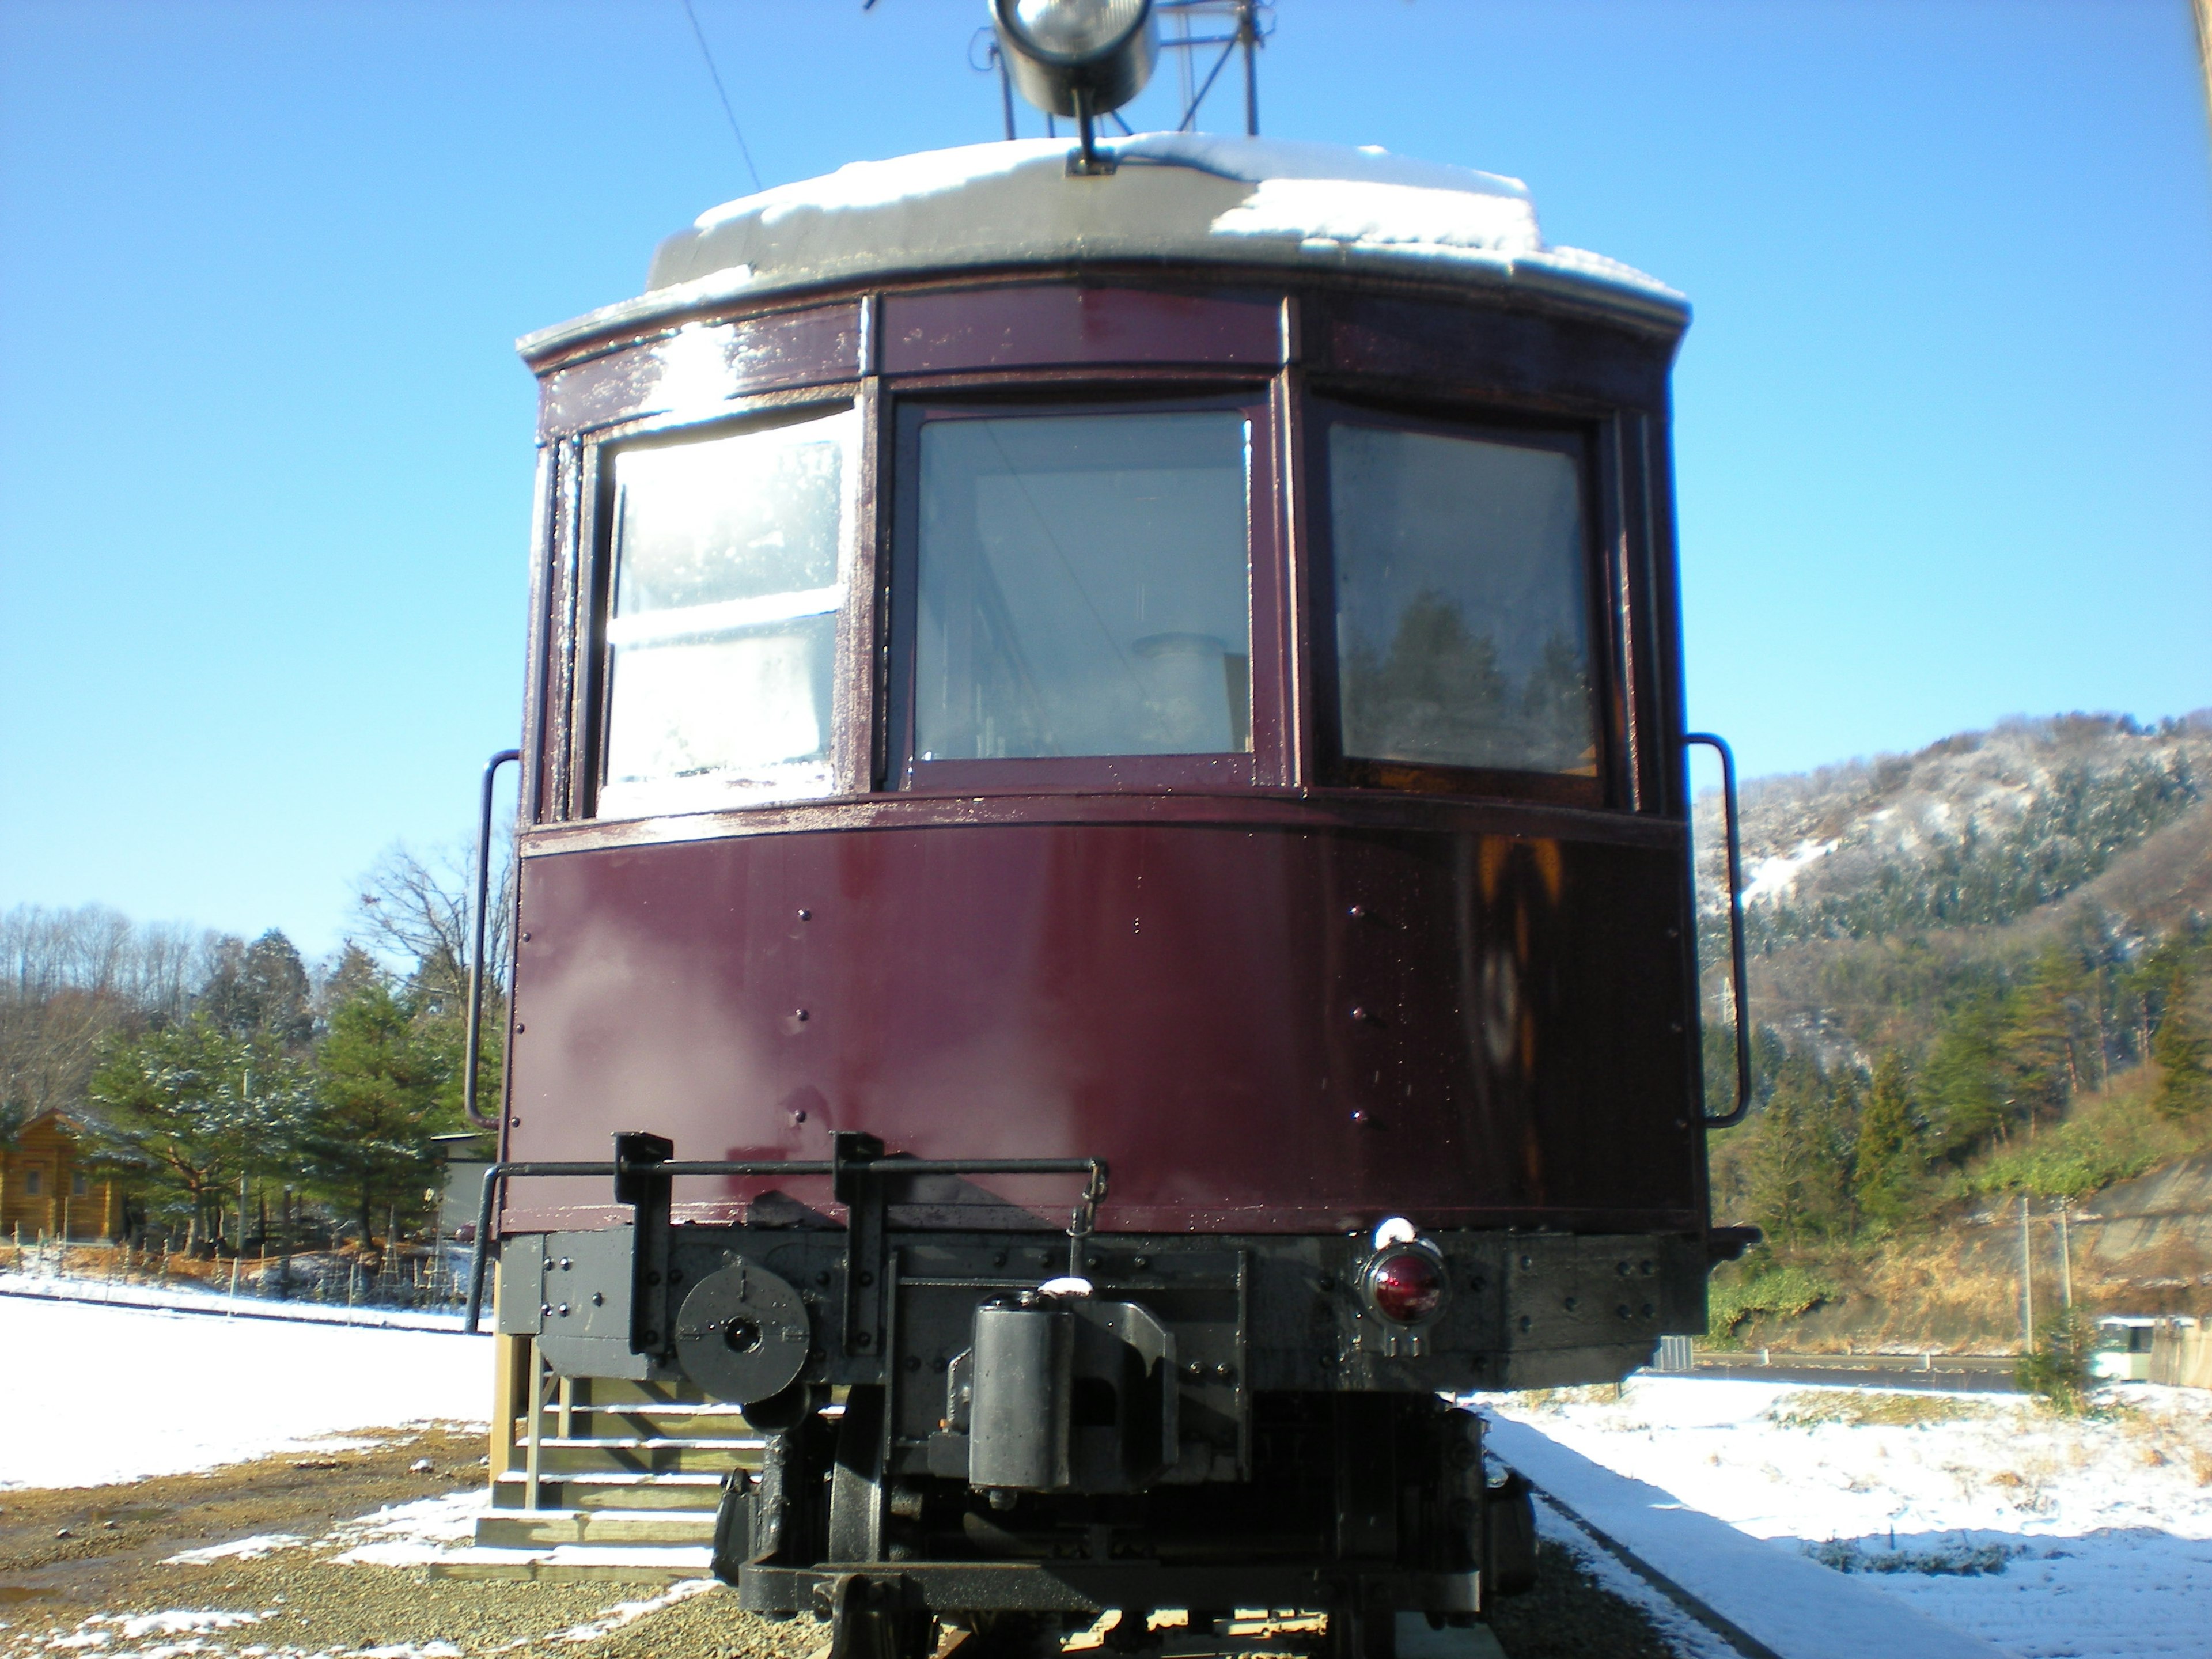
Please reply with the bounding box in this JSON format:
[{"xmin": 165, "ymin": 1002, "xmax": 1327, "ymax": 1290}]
[
  {"xmin": 425, "ymin": 1543, "xmax": 716, "ymax": 1584},
  {"xmin": 558, "ymin": 1405, "xmax": 758, "ymax": 1437},
  {"xmin": 494, "ymin": 1472, "xmax": 725, "ymax": 1512},
  {"xmin": 507, "ymin": 1437, "xmax": 757, "ymax": 1475},
  {"xmin": 475, "ymin": 1508, "xmax": 718, "ymax": 1547},
  {"xmin": 563, "ymin": 1376, "xmax": 730, "ymax": 1409}
]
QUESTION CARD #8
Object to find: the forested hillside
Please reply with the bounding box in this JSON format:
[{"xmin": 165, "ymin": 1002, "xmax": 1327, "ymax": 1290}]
[{"xmin": 1692, "ymin": 711, "xmax": 2212, "ymax": 1347}]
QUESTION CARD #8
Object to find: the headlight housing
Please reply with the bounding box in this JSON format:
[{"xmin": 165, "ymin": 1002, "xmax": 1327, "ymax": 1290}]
[{"xmin": 990, "ymin": 0, "xmax": 1157, "ymax": 119}]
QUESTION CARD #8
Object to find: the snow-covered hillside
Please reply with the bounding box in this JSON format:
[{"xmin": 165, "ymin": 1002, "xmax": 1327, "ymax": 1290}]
[{"xmin": 1696, "ymin": 713, "xmax": 2212, "ymax": 948}]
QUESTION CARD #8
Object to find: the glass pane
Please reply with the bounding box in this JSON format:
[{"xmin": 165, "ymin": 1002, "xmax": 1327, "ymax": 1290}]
[
  {"xmin": 915, "ymin": 412, "xmax": 1251, "ymax": 761},
  {"xmin": 1329, "ymin": 423, "xmax": 1597, "ymax": 777},
  {"xmin": 600, "ymin": 409, "xmax": 855, "ymax": 815}
]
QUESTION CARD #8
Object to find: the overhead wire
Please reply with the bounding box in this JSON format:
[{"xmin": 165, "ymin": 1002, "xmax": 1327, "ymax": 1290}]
[{"xmin": 678, "ymin": 0, "xmax": 764, "ymax": 194}]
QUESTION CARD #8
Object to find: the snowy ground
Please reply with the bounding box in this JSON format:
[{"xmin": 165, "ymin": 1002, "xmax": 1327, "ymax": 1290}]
[
  {"xmin": 0, "ymin": 1268, "xmax": 472, "ymax": 1331},
  {"xmin": 0, "ymin": 1295, "xmax": 488, "ymax": 1488},
  {"xmin": 1478, "ymin": 1377, "xmax": 2212, "ymax": 1659}
]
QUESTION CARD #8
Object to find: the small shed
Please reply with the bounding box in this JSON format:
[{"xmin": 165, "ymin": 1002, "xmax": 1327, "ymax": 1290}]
[{"xmin": 1, "ymin": 1111, "xmax": 127, "ymax": 1243}]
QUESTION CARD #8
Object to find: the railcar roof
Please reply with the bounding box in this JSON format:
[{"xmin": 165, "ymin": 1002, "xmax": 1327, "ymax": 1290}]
[{"xmin": 520, "ymin": 135, "xmax": 1686, "ymax": 363}]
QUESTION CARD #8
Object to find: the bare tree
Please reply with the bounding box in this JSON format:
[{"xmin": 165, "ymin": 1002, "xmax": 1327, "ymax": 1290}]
[
  {"xmin": 349, "ymin": 840, "xmax": 513, "ymax": 1012},
  {"xmin": 0, "ymin": 904, "xmax": 227, "ymax": 1137}
]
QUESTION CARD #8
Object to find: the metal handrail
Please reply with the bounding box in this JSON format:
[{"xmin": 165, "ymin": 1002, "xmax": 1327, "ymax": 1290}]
[
  {"xmin": 1687, "ymin": 732, "xmax": 1752, "ymax": 1129},
  {"xmin": 461, "ymin": 749, "xmax": 521, "ymax": 1131},
  {"xmin": 463, "ymin": 1153, "xmax": 1109, "ymax": 1332}
]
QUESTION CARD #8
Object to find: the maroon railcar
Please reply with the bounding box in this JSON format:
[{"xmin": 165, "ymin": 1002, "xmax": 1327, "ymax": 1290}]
[{"xmin": 476, "ymin": 124, "xmax": 1745, "ymax": 1656}]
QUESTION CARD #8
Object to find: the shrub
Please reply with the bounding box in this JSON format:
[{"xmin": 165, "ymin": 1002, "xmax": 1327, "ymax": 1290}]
[
  {"xmin": 2016, "ymin": 1306, "xmax": 2095, "ymax": 1414},
  {"xmin": 1707, "ymin": 1263, "xmax": 1837, "ymax": 1342}
]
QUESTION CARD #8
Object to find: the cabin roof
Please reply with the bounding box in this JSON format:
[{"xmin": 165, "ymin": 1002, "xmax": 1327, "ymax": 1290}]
[{"xmin": 520, "ymin": 134, "xmax": 1686, "ymax": 364}]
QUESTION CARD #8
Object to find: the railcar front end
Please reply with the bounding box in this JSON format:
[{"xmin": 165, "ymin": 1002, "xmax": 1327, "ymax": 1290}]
[{"xmin": 476, "ymin": 131, "xmax": 1743, "ymax": 1657}]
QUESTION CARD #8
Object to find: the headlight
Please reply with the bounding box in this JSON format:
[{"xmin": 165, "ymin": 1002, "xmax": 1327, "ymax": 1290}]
[
  {"xmin": 1002, "ymin": 0, "xmax": 1150, "ymax": 61},
  {"xmin": 990, "ymin": 0, "xmax": 1157, "ymax": 120}
]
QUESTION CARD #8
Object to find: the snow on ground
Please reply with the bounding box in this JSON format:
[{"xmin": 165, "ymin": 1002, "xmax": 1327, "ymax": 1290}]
[
  {"xmin": 0, "ymin": 1295, "xmax": 488, "ymax": 1488},
  {"xmin": 0, "ymin": 1270, "xmax": 470, "ymax": 1331},
  {"xmin": 1479, "ymin": 1378, "xmax": 2212, "ymax": 1659},
  {"xmin": 323, "ymin": 1491, "xmax": 488, "ymax": 1567}
]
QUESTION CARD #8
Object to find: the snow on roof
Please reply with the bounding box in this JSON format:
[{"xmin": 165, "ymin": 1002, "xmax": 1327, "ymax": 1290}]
[{"xmin": 520, "ymin": 134, "xmax": 1684, "ymax": 363}]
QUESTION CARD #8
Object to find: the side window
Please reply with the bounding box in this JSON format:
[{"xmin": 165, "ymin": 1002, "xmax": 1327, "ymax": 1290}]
[
  {"xmin": 597, "ymin": 407, "xmax": 857, "ymax": 817},
  {"xmin": 913, "ymin": 411, "xmax": 1252, "ymax": 763},
  {"xmin": 1326, "ymin": 419, "xmax": 1599, "ymax": 788}
]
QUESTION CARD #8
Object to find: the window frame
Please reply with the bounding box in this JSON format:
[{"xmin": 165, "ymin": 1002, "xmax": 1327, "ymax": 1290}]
[
  {"xmin": 885, "ymin": 385, "xmax": 1284, "ymax": 795},
  {"xmin": 579, "ymin": 392, "xmax": 868, "ymax": 821},
  {"xmin": 1304, "ymin": 394, "xmax": 1618, "ymax": 809}
]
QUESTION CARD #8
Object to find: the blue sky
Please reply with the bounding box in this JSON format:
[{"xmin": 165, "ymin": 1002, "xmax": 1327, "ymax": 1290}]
[{"xmin": 2, "ymin": 0, "xmax": 2208, "ymax": 956}]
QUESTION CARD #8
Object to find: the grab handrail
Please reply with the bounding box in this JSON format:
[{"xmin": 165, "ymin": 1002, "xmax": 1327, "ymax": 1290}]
[
  {"xmin": 1686, "ymin": 732, "xmax": 1752, "ymax": 1129},
  {"xmin": 462, "ymin": 749, "xmax": 521, "ymax": 1131}
]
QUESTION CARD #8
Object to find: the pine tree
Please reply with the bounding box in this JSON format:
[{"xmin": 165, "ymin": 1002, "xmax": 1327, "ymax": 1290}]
[
  {"xmin": 2001, "ymin": 944, "xmax": 2088, "ymax": 1131},
  {"xmin": 1733, "ymin": 1050, "xmax": 1858, "ymax": 1244},
  {"xmin": 1923, "ymin": 994, "xmax": 2009, "ymax": 1157},
  {"xmin": 1853, "ymin": 1050, "xmax": 1923, "ymax": 1231},
  {"xmin": 87, "ymin": 1014, "xmax": 305, "ymax": 1249},
  {"xmin": 302, "ymin": 969, "xmax": 455, "ymax": 1258},
  {"xmin": 2152, "ymin": 962, "xmax": 2212, "ymax": 1120}
]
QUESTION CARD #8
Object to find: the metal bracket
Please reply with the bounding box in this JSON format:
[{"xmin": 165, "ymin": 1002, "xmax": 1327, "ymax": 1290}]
[
  {"xmin": 832, "ymin": 1131, "xmax": 888, "ymax": 1358},
  {"xmin": 615, "ymin": 1131, "xmax": 675, "ymax": 1357}
]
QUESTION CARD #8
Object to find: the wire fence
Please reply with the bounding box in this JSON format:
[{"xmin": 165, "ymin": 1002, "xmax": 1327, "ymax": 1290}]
[{"xmin": 0, "ymin": 1234, "xmax": 476, "ymax": 1316}]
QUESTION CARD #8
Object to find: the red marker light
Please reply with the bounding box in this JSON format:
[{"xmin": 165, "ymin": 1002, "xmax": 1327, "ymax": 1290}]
[{"xmin": 1369, "ymin": 1250, "xmax": 1444, "ymax": 1324}]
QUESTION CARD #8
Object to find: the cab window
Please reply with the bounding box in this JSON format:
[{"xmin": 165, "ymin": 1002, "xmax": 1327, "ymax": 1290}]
[
  {"xmin": 596, "ymin": 407, "xmax": 857, "ymax": 817},
  {"xmin": 1325, "ymin": 417, "xmax": 1600, "ymax": 793},
  {"xmin": 911, "ymin": 410, "xmax": 1252, "ymax": 765}
]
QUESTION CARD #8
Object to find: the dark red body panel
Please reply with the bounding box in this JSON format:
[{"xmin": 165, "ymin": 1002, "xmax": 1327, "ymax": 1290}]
[{"xmin": 503, "ymin": 810, "xmax": 1699, "ymax": 1235}]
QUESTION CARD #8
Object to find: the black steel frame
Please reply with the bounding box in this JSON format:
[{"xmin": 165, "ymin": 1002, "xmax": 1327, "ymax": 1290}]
[{"xmin": 465, "ymin": 1135, "xmax": 1107, "ymax": 1336}]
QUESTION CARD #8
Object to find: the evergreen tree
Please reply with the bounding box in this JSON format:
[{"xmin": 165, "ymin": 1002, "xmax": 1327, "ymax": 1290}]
[
  {"xmin": 1732, "ymin": 1049, "xmax": 1858, "ymax": 1244},
  {"xmin": 86, "ymin": 1014, "xmax": 305, "ymax": 1248},
  {"xmin": 199, "ymin": 930, "xmax": 315, "ymax": 1050},
  {"xmin": 2152, "ymin": 962, "xmax": 2212, "ymax": 1120},
  {"xmin": 1853, "ymin": 1050, "xmax": 1923, "ymax": 1231},
  {"xmin": 302, "ymin": 968, "xmax": 456, "ymax": 1255},
  {"xmin": 1923, "ymin": 994, "xmax": 2010, "ymax": 1158},
  {"xmin": 2000, "ymin": 944, "xmax": 2088, "ymax": 1128}
]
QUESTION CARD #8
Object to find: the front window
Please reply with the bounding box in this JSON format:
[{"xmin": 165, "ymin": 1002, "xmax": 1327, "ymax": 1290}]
[
  {"xmin": 598, "ymin": 407, "xmax": 857, "ymax": 816},
  {"xmin": 912, "ymin": 410, "xmax": 1252, "ymax": 763},
  {"xmin": 1327, "ymin": 419, "xmax": 1599, "ymax": 786}
]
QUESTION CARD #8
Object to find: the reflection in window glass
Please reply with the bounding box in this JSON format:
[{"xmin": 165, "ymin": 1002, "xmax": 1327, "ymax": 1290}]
[
  {"xmin": 1329, "ymin": 424, "xmax": 1596, "ymax": 778},
  {"xmin": 600, "ymin": 409, "xmax": 855, "ymax": 816},
  {"xmin": 915, "ymin": 412, "xmax": 1251, "ymax": 762}
]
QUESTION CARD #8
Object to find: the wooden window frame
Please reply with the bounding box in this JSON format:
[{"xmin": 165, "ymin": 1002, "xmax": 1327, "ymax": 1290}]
[
  {"xmin": 1301, "ymin": 392, "xmax": 1622, "ymax": 810},
  {"xmin": 884, "ymin": 381, "xmax": 1285, "ymax": 796},
  {"xmin": 574, "ymin": 387, "xmax": 869, "ymax": 821}
]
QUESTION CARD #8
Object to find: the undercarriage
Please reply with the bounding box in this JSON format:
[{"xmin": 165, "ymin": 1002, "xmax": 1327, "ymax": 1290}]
[{"xmin": 481, "ymin": 1135, "xmax": 1719, "ymax": 1656}]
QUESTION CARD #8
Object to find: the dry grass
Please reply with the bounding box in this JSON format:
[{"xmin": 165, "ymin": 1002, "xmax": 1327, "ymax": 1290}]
[{"xmin": 1767, "ymin": 1391, "xmax": 1976, "ymax": 1430}]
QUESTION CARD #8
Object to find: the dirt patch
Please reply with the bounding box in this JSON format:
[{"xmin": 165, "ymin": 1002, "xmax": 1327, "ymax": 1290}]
[
  {"xmin": 0, "ymin": 1433, "xmax": 1691, "ymax": 1659},
  {"xmin": 1484, "ymin": 1540, "xmax": 1680, "ymax": 1659},
  {"xmin": 0, "ymin": 1429, "xmax": 811, "ymax": 1659}
]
